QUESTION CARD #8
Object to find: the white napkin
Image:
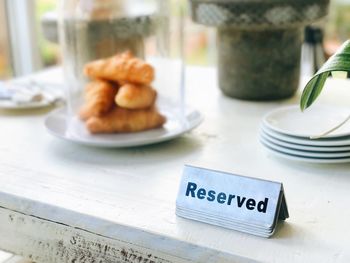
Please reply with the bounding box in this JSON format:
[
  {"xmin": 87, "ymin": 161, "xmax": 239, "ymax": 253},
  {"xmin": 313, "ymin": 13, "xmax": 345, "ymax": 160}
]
[{"xmin": 0, "ymin": 80, "xmax": 64, "ymax": 106}]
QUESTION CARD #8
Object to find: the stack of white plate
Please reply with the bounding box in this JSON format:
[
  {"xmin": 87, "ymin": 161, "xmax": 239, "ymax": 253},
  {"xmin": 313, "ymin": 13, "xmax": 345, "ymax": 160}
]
[{"xmin": 260, "ymin": 105, "xmax": 350, "ymax": 164}]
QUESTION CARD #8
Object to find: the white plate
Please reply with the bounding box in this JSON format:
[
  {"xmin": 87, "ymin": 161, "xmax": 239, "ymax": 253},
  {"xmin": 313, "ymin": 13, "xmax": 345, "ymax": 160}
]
[
  {"xmin": 261, "ymin": 144, "xmax": 350, "ymax": 164},
  {"xmin": 260, "ymin": 130, "xmax": 350, "ymax": 152},
  {"xmin": 0, "ymin": 81, "xmax": 64, "ymax": 110},
  {"xmin": 0, "ymin": 99, "xmax": 53, "ymax": 110},
  {"xmin": 45, "ymin": 107, "xmax": 203, "ymax": 148},
  {"xmin": 261, "ymin": 125, "xmax": 350, "ymax": 147},
  {"xmin": 260, "ymin": 139, "xmax": 350, "ymax": 164},
  {"xmin": 263, "ymin": 105, "xmax": 350, "ymax": 138},
  {"xmin": 260, "ymin": 136, "xmax": 350, "ymax": 158}
]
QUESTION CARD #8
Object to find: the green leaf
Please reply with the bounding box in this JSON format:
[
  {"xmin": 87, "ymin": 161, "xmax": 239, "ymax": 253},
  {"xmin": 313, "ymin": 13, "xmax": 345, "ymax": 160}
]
[
  {"xmin": 300, "ymin": 40, "xmax": 350, "ymax": 111},
  {"xmin": 300, "ymin": 72, "xmax": 329, "ymax": 111}
]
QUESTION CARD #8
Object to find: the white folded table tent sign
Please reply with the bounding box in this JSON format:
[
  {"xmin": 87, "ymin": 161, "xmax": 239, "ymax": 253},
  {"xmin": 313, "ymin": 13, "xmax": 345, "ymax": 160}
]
[{"xmin": 176, "ymin": 165, "xmax": 289, "ymax": 238}]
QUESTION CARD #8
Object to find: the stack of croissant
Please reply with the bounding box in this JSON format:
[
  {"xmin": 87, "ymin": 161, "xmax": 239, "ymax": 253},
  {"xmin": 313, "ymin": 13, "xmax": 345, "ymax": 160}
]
[{"xmin": 79, "ymin": 51, "xmax": 166, "ymax": 134}]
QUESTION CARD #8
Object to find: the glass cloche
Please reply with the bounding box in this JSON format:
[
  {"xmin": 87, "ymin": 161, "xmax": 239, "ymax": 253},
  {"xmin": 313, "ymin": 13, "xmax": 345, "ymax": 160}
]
[{"xmin": 57, "ymin": 0, "xmax": 201, "ymax": 146}]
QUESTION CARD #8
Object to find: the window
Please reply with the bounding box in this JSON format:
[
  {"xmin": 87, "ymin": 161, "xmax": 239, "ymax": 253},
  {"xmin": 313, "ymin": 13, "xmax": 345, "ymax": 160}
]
[
  {"xmin": 0, "ymin": 0, "xmax": 59, "ymax": 79},
  {"xmin": 0, "ymin": 2, "xmax": 12, "ymax": 79}
]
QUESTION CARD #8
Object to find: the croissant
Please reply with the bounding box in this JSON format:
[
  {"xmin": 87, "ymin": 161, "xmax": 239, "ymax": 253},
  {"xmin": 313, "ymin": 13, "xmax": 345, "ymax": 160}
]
[
  {"xmin": 79, "ymin": 80, "xmax": 118, "ymax": 121},
  {"xmin": 86, "ymin": 107, "xmax": 166, "ymax": 134},
  {"xmin": 84, "ymin": 51, "xmax": 155, "ymax": 85},
  {"xmin": 115, "ymin": 83, "xmax": 157, "ymax": 110}
]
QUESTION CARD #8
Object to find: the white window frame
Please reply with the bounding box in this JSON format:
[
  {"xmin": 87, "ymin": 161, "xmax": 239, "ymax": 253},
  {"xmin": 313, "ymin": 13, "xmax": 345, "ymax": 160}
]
[{"xmin": 5, "ymin": 0, "xmax": 42, "ymax": 76}]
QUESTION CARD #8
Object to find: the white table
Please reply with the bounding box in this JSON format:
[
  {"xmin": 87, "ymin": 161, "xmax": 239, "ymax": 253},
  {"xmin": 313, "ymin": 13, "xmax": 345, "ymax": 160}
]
[{"xmin": 0, "ymin": 67, "xmax": 350, "ymax": 263}]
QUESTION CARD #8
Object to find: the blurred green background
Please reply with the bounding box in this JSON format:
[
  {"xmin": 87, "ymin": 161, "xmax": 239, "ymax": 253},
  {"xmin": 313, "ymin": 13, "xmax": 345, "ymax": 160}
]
[
  {"xmin": 1, "ymin": 0, "xmax": 350, "ymax": 79},
  {"xmin": 36, "ymin": 0, "xmax": 60, "ymax": 67}
]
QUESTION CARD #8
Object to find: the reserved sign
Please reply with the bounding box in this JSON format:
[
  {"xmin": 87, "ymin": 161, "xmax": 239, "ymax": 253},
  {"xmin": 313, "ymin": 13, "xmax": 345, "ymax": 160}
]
[
  {"xmin": 176, "ymin": 165, "xmax": 289, "ymax": 237},
  {"xmin": 185, "ymin": 182, "xmax": 269, "ymax": 213}
]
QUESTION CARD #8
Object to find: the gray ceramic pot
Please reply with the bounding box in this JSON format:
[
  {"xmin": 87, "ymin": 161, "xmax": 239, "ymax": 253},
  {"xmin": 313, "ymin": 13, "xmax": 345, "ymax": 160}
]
[{"xmin": 189, "ymin": 0, "xmax": 329, "ymax": 100}]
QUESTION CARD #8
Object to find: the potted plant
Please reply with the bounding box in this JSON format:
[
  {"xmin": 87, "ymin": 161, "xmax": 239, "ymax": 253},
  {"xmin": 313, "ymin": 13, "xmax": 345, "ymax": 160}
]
[{"xmin": 188, "ymin": 0, "xmax": 330, "ymax": 100}]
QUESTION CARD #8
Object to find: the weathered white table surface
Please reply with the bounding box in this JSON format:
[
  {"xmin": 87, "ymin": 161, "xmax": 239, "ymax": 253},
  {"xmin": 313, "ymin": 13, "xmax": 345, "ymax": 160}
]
[{"xmin": 0, "ymin": 67, "xmax": 350, "ymax": 263}]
